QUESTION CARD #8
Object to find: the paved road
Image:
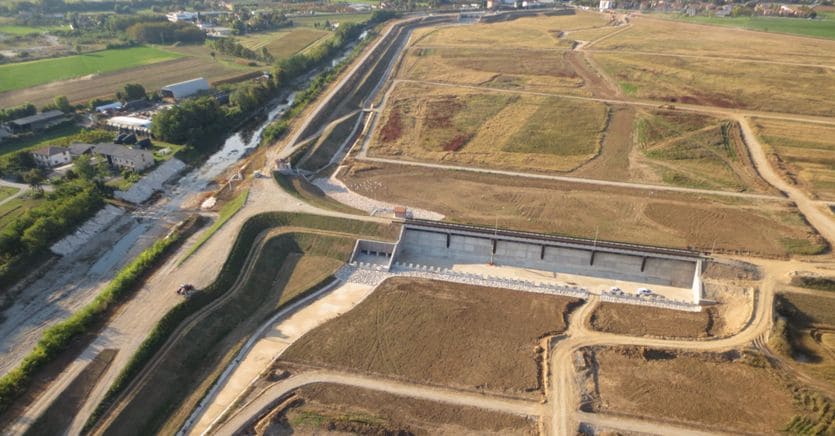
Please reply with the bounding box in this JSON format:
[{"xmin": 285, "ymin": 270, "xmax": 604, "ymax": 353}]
[{"xmin": 216, "ymin": 370, "xmax": 544, "ymax": 434}]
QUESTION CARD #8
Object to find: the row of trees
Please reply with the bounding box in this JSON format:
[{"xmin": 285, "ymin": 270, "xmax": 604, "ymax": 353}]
[
  {"xmin": 125, "ymin": 21, "xmax": 205, "ymax": 44},
  {"xmin": 206, "ymin": 38, "xmax": 269, "ymax": 63},
  {"xmin": 0, "ymin": 179, "xmax": 106, "ymax": 288},
  {"xmin": 0, "ymin": 103, "xmax": 36, "ymax": 123}
]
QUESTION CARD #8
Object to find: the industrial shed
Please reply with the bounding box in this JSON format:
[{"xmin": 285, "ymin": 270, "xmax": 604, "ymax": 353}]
[{"xmin": 161, "ymin": 78, "xmax": 211, "ymax": 100}]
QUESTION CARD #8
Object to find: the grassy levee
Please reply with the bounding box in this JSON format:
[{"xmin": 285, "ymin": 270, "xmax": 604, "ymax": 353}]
[
  {"xmin": 274, "ymin": 173, "xmax": 362, "ymax": 215},
  {"xmin": 84, "ymin": 212, "xmax": 397, "ymax": 434},
  {"xmin": 178, "ymin": 188, "xmax": 250, "ymax": 265},
  {"xmin": 0, "ymin": 216, "xmax": 198, "ymax": 417}
]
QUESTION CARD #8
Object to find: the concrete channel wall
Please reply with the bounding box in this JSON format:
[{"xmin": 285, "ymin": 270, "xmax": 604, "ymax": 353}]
[{"xmin": 398, "ymin": 228, "xmax": 700, "ymax": 289}]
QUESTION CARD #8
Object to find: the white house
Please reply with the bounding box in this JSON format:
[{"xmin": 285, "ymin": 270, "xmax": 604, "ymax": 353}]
[
  {"xmin": 599, "ymin": 0, "xmax": 613, "ymax": 12},
  {"xmin": 92, "ymin": 143, "xmax": 155, "ymax": 172},
  {"xmin": 166, "ymin": 11, "xmax": 198, "ymax": 22},
  {"xmin": 31, "ymin": 146, "xmax": 71, "ymax": 167}
]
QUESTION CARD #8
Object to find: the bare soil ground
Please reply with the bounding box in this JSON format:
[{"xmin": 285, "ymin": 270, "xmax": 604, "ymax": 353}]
[
  {"xmin": 370, "ymin": 83, "xmax": 607, "ymax": 172},
  {"xmin": 249, "ymin": 383, "xmax": 537, "ymax": 435},
  {"xmin": 339, "ymin": 161, "xmax": 824, "ymax": 256},
  {"xmin": 586, "ymin": 346, "xmax": 797, "ymax": 433},
  {"xmin": 281, "ymin": 277, "xmax": 581, "ymax": 398},
  {"xmin": 589, "ymin": 303, "xmax": 716, "ymax": 338},
  {"xmin": 0, "ymin": 57, "xmax": 252, "ymax": 107},
  {"xmin": 751, "ymin": 117, "xmax": 835, "ymax": 201}
]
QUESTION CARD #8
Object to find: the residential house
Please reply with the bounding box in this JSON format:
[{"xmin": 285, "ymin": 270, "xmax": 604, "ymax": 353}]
[
  {"xmin": 31, "ymin": 146, "xmax": 71, "ymax": 167},
  {"xmin": 92, "ymin": 143, "xmax": 155, "ymax": 172},
  {"xmin": 68, "ymin": 142, "xmax": 94, "ymax": 158}
]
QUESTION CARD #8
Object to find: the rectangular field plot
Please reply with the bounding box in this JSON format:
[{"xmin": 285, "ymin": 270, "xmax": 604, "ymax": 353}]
[
  {"xmin": 631, "ymin": 110, "xmax": 775, "ymax": 193},
  {"xmin": 591, "ymin": 52, "xmax": 835, "ymax": 117},
  {"xmin": 752, "ymin": 118, "xmax": 835, "ymax": 200},
  {"xmin": 238, "ymin": 28, "xmax": 329, "ymax": 60},
  {"xmin": 587, "ymin": 347, "xmax": 798, "ymax": 433},
  {"xmin": 0, "ymin": 46, "xmax": 182, "ymax": 93},
  {"xmin": 339, "ymin": 162, "xmax": 825, "ymax": 257},
  {"xmin": 398, "ymin": 46, "xmax": 588, "ymax": 95},
  {"xmin": 371, "ymin": 83, "xmax": 608, "ymax": 172},
  {"xmin": 281, "ymin": 277, "xmax": 580, "ymax": 398}
]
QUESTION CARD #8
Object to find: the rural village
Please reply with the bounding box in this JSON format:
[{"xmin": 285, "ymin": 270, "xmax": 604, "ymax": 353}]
[{"xmin": 1, "ymin": 0, "xmax": 835, "ymax": 434}]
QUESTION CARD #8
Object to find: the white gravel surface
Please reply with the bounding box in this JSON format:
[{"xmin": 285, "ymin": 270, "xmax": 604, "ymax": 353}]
[
  {"xmin": 50, "ymin": 205, "xmax": 125, "ymax": 255},
  {"xmin": 115, "ymin": 159, "xmax": 186, "ymax": 204},
  {"xmin": 311, "ymin": 171, "xmax": 444, "ymax": 220}
]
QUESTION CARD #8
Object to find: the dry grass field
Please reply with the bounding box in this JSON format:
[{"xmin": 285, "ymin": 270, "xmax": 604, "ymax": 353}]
[
  {"xmin": 398, "ymin": 47, "xmax": 588, "ymax": 95},
  {"xmin": 630, "ymin": 110, "xmax": 774, "ymax": 192},
  {"xmin": 281, "ymin": 277, "xmax": 580, "ymax": 398},
  {"xmin": 589, "ymin": 303, "xmax": 716, "ymax": 338},
  {"xmin": 410, "ymin": 11, "xmax": 613, "ymax": 49},
  {"xmin": 590, "ymin": 17, "xmax": 835, "ymax": 64},
  {"xmin": 588, "ymin": 347, "xmax": 797, "ymax": 433},
  {"xmin": 371, "ymin": 83, "xmax": 608, "ymax": 172},
  {"xmin": 751, "ymin": 118, "xmax": 835, "ymax": 200},
  {"xmin": 250, "ymin": 383, "xmax": 537, "ymax": 435},
  {"xmin": 340, "ymin": 162, "xmax": 825, "ymax": 256},
  {"xmin": 592, "ymin": 52, "xmax": 835, "ymax": 116}
]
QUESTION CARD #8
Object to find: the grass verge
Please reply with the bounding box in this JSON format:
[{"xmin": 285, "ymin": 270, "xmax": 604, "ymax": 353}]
[
  {"xmin": 178, "ymin": 188, "xmax": 249, "ymax": 265},
  {"xmin": 83, "ymin": 212, "xmax": 398, "ymax": 433}
]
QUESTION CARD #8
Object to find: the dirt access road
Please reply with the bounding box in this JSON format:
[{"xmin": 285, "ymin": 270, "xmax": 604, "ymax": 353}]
[{"xmin": 216, "ymin": 370, "xmax": 544, "ymax": 434}]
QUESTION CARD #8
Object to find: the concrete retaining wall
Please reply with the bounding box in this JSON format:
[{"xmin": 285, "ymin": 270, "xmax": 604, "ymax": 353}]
[{"xmin": 398, "ymin": 228, "xmax": 698, "ymax": 288}]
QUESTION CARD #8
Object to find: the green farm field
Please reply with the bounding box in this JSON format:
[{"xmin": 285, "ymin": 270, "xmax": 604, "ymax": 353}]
[
  {"xmin": 0, "ymin": 46, "xmax": 182, "ymax": 93},
  {"xmin": 653, "ymin": 14, "xmax": 835, "ymax": 40},
  {"xmin": 0, "ymin": 24, "xmax": 69, "ymax": 36}
]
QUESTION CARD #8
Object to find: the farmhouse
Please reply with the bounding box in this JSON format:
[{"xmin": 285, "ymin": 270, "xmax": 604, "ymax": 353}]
[
  {"xmin": 68, "ymin": 142, "xmax": 94, "ymax": 157},
  {"xmin": 6, "ymin": 110, "xmax": 67, "ymax": 134},
  {"xmin": 161, "ymin": 78, "xmax": 211, "ymax": 101},
  {"xmin": 91, "ymin": 143, "xmax": 155, "ymax": 172},
  {"xmin": 31, "ymin": 146, "xmax": 71, "ymax": 167}
]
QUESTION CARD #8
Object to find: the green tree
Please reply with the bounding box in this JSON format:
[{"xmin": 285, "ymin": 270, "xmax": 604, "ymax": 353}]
[
  {"xmin": 53, "ymin": 96, "xmax": 72, "ymax": 113},
  {"xmin": 23, "ymin": 168, "xmax": 46, "ymax": 193},
  {"xmin": 117, "ymin": 83, "xmax": 147, "ymax": 102},
  {"xmin": 73, "ymin": 155, "xmax": 96, "ymax": 180}
]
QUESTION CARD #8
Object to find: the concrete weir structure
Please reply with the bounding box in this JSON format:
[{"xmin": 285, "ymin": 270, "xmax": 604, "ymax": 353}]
[{"xmin": 352, "ymin": 220, "xmax": 706, "ymax": 304}]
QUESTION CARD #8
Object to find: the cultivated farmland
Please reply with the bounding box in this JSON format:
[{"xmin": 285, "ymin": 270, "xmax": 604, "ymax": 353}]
[
  {"xmin": 0, "ymin": 46, "xmax": 183, "ymax": 93},
  {"xmin": 239, "ymin": 28, "xmax": 329, "ymax": 60}
]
